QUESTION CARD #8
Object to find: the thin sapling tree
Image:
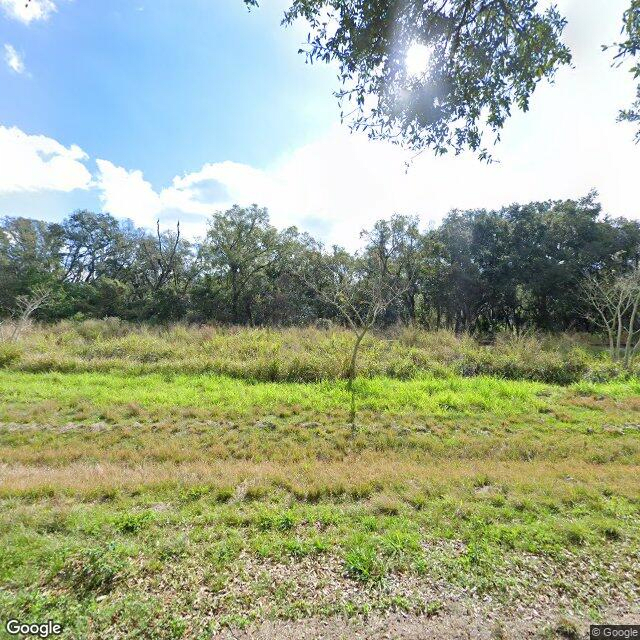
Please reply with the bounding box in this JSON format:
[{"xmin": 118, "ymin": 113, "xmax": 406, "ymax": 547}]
[{"xmin": 298, "ymin": 248, "xmax": 406, "ymax": 426}]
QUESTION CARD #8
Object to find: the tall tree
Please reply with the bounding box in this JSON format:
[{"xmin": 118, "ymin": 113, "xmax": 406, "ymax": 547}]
[
  {"xmin": 2, "ymin": 197, "xmax": 639, "ymax": 329},
  {"xmin": 131, "ymin": 222, "xmax": 197, "ymax": 321},
  {"xmin": 0, "ymin": 217, "xmax": 64, "ymax": 314},
  {"xmin": 61, "ymin": 210, "xmax": 140, "ymax": 283},
  {"xmin": 361, "ymin": 215, "xmax": 425, "ymax": 323},
  {"xmin": 203, "ymin": 205, "xmax": 286, "ymax": 324}
]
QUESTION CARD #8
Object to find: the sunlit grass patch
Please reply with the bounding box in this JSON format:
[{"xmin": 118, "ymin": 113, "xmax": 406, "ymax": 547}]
[{"xmin": 0, "ymin": 371, "xmax": 562, "ymax": 424}]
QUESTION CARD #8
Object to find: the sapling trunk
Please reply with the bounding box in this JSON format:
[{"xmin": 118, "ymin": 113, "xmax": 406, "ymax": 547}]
[{"xmin": 347, "ymin": 330, "xmax": 366, "ymax": 428}]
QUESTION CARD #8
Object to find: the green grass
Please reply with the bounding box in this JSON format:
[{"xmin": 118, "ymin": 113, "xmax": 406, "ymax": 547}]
[
  {"xmin": 2, "ymin": 369, "xmax": 639, "ymax": 421},
  {"xmin": 1, "ymin": 480, "xmax": 638, "ymax": 637},
  {"xmin": 0, "ymin": 370, "xmax": 560, "ymax": 417},
  {"xmin": 0, "ymin": 324, "xmax": 639, "ymax": 637},
  {"xmin": 1, "ymin": 371, "xmax": 640, "ymax": 474}
]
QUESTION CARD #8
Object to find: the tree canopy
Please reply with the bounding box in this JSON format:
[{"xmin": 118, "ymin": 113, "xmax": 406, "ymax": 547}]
[
  {"xmin": 245, "ymin": 0, "xmax": 640, "ymax": 156},
  {"xmin": 21, "ymin": 0, "xmax": 639, "ymax": 150},
  {"xmin": 615, "ymin": 0, "xmax": 640, "ymax": 141}
]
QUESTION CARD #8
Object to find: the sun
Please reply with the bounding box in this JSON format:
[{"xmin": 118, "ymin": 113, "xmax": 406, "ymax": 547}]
[{"xmin": 405, "ymin": 43, "xmax": 432, "ymax": 77}]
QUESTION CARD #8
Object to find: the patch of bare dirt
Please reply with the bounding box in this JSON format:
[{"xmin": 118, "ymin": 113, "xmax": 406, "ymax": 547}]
[{"xmin": 213, "ymin": 603, "xmax": 639, "ymax": 640}]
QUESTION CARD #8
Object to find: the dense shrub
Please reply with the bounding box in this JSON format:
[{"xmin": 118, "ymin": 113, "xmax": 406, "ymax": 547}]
[
  {"xmin": 2, "ymin": 321, "xmax": 624, "ymax": 385},
  {"xmin": 0, "ymin": 342, "xmax": 22, "ymax": 367},
  {"xmin": 75, "ymin": 317, "xmax": 128, "ymax": 340}
]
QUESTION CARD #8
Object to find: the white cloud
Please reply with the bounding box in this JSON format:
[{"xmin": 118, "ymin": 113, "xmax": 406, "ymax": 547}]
[
  {"xmin": 93, "ymin": 112, "xmax": 640, "ymax": 249},
  {"xmin": 0, "ymin": 0, "xmax": 56, "ymax": 23},
  {"xmin": 0, "ymin": 125, "xmax": 92, "ymax": 193},
  {"xmin": 161, "ymin": 162, "xmax": 276, "ymax": 217},
  {"xmin": 95, "ymin": 160, "xmax": 162, "ymax": 226},
  {"xmin": 4, "ymin": 43, "xmax": 25, "ymax": 73}
]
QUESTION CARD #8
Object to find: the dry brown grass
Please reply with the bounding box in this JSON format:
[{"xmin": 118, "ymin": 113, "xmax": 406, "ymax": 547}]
[{"xmin": 2, "ymin": 456, "xmax": 637, "ymax": 501}]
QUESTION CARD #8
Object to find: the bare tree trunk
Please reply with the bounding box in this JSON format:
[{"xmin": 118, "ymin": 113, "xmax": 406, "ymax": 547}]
[
  {"xmin": 347, "ymin": 330, "xmax": 366, "ymax": 428},
  {"xmin": 582, "ymin": 270, "xmax": 640, "ymax": 369},
  {"xmin": 606, "ymin": 323, "xmax": 615, "ymax": 361},
  {"xmin": 615, "ymin": 305, "xmax": 624, "ymax": 361},
  {"xmin": 231, "ymin": 269, "xmax": 240, "ymax": 324},
  {"xmin": 624, "ymin": 295, "xmax": 640, "ymax": 369}
]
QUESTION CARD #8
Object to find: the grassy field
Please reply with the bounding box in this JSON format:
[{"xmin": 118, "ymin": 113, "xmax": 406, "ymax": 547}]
[{"xmin": 0, "ymin": 322, "xmax": 639, "ymax": 638}]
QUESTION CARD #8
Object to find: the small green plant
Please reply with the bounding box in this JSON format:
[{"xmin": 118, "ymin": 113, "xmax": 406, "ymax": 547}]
[
  {"xmin": 552, "ymin": 616, "xmax": 582, "ymax": 640},
  {"xmin": 55, "ymin": 544, "xmax": 127, "ymax": 596},
  {"xmin": 113, "ymin": 511, "xmax": 155, "ymax": 534},
  {"xmin": 379, "ymin": 528, "xmax": 421, "ymax": 560},
  {"xmin": 423, "ymin": 600, "xmax": 444, "ymax": 616},
  {"xmin": 156, "ymin": 536, "xmax": 188, "ymax": 561},
  {"xmin": 344, "ymin": 541, "xmax": 386, "ymax": 583},
  {"xmin": 256, "ymin": 509, "xmax": 297, "ymax": 532},
  {"xmin": 208, "ymin": 536, "xmax": 243, "ymax": 568}
]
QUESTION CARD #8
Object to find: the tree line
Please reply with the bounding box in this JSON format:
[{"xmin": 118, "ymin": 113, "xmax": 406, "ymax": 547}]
[{"xmin": 2, "ymin": 192, "xmax": 640, "ymax": 333}]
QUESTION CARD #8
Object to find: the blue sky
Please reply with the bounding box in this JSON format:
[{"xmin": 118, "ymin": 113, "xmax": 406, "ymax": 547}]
[
  {"xmin": 0, "ymin": 0, "xmax": 336, "ymax": 183},
  {"xmin": 1, "ymin": 0, "xmax": 639, "ymax": 246}
]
